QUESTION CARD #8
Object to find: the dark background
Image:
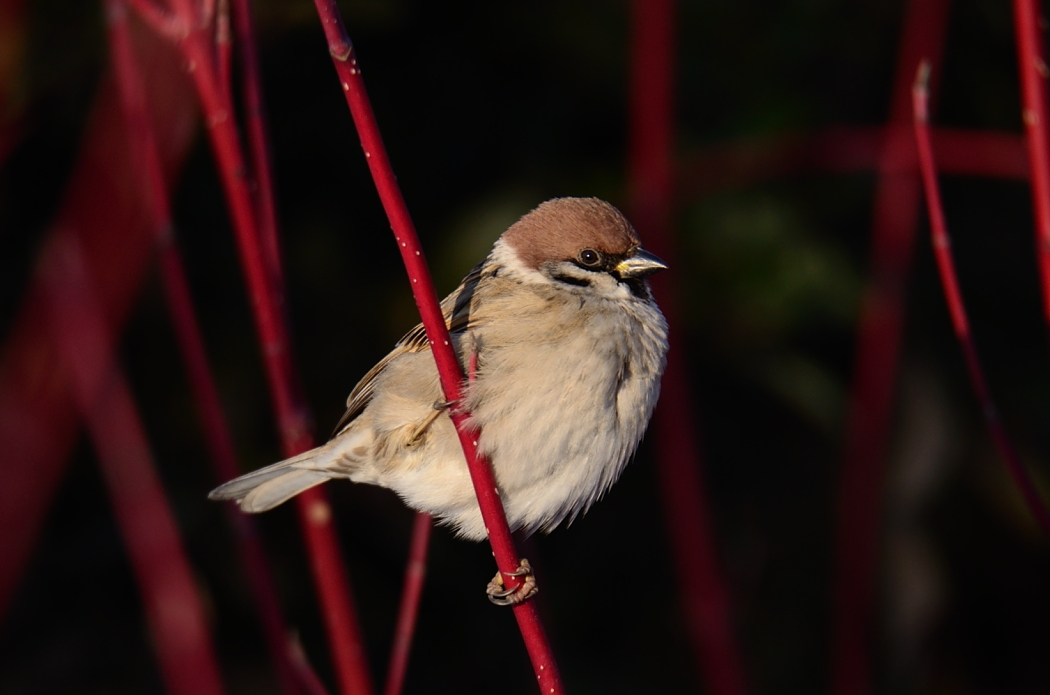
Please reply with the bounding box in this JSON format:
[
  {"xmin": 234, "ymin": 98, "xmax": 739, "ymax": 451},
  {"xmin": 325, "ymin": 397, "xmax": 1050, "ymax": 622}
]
[{"xmin": 1, "ymin": 1, "xmax": 1049, "ymax": 693}]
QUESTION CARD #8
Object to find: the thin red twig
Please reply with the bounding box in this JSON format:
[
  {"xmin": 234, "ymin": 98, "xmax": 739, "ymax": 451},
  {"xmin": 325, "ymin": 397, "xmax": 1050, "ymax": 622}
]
[
  {"xmin": 140, "ymin": 1, "xmax": 376, "ymax": 691},
  {"xmin": 1012, "ymin": 0, "xmax": 1050, "ymax": 326},
  {"xmin": 42, "ymin": 235, "xmax": 226, "ymax": 695},
  {"xmin": 913, "ymin": 63, "xmax": 1050, "ymax": 535},
  {"xmin": 231, "ymin": 0, "xmax": 284, "ymax": 282},
  {"xmin": 626, "ymin": 1, "xmax": 750, "ymax": 693},
  {"xmin": 383, "ymin": 512, "xmax": 432, "ymax": 695},
  {"xmin": 308, "ymin": 2, "xmax": 564, "ymax": 692},
  {"xmin": 831, "ymin": 2, "xmax": 951, "ymax": 694},
  {"xmin": 105, "ymin": 4, "xmax": 304, "ymax": 692},
  {"xmin": 215, "ymin": 0, "xmax": 233, "ymax": 105}
]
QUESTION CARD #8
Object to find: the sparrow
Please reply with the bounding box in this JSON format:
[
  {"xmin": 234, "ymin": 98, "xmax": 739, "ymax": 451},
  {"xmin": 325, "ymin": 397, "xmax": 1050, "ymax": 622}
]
[{"xmin": 210, "ymin": 197, "xmax": 668, "ymax": 544}]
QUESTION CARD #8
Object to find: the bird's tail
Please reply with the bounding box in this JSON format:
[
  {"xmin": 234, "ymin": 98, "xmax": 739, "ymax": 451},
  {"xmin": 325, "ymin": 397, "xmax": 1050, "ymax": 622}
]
[{"xmin": 208, "ymin": 444, "xmax": 338, "ymax": 513}]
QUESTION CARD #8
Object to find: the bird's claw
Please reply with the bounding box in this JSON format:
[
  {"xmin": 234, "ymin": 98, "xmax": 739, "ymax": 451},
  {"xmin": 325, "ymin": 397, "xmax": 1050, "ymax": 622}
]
[
  {"xmin": 486, "ymin": 558, "xmax": 538, "ymax": 606},
  {"xmin": 407, "ymin": 400, "xmax": 459, "ymax": 445},
  {"xmin": 444, "ymin": 397, "xmax": 474, "ymax": 417}
]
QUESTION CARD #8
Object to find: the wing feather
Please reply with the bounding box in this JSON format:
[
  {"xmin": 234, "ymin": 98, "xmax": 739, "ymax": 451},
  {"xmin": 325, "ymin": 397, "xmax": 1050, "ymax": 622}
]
[{"xmin": 330, "ymin": 261, "xmax": 487, "ymax": 438}]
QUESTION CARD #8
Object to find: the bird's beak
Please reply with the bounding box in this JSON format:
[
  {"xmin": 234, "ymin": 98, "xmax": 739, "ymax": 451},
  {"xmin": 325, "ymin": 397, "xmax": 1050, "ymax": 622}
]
[{"xmin": 614, "ymin": 248, "xmax": 668, "ymax": 279}]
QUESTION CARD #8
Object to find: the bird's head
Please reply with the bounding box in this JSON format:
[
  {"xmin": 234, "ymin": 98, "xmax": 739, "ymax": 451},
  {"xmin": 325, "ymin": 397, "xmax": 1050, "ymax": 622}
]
[{"xmin": 500, "ymin": 197, "xmax": 666, "ymax": 300}]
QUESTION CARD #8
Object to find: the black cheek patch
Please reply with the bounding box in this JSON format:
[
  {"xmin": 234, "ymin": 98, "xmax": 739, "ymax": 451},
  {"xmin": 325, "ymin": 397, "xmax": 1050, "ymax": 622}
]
[
  {"xmin": 551, "ymin": 273, "xmax": 592, "ymax": 288},
  {"xmin": 622, "ymin": 277, "xmax": 649, "ymax": 299}
]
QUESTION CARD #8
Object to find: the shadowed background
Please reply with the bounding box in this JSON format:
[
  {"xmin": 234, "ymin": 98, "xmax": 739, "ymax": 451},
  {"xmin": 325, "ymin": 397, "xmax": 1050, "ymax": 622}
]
[{"xmin": 1, "ymin": 0, "xmax": 1048, "ymax": 693}]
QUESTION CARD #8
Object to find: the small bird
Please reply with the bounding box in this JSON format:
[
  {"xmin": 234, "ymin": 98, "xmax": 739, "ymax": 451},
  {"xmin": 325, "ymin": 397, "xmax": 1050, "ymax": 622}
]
[{"xmin": 210, "ymin": 197, "xmax": 668, "ymax": 546}]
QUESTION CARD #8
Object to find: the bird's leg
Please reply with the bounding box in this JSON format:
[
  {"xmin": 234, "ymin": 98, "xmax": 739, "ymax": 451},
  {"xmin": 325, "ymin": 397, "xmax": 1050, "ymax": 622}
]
[
  {"xmin": 406, "ymin": 399, "xmax": 456, "ymax": 444},
  {"xmin": 486, "ymin": 558, "xmax": 538, "ymax": 606}
]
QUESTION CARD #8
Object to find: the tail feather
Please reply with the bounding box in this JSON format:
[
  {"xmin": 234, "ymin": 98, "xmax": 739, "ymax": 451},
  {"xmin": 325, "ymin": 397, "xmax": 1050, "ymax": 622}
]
[
  {"xmin": 239, "ymin": 468, "xmax": 330, "ymax": 512},
  {"xmin": 209, "ymin": 444, "xmax": 336, "ymax": 513}
]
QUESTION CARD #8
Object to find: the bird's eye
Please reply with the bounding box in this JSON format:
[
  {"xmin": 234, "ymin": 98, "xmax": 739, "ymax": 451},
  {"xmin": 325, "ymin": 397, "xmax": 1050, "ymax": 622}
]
[{"xmin": 578, "ymin": 248, "xmax": 601, "ymax": 267}]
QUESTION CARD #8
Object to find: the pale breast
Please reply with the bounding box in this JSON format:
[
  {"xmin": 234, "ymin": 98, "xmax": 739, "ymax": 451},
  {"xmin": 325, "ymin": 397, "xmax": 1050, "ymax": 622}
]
[
  {"xmin": 363, "ymin": 273, "xmax": 668, "ymax": 539},
  {"xmin": 463, "ymin": 282, "xmax": 668, "ymax": 533}
]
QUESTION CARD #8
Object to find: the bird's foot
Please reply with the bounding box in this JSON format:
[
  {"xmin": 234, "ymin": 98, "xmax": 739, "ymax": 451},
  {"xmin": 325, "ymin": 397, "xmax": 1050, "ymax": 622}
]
[
  {"xmin": 486, "ymin": 558, "xmax": 538, "ymax": 606},
  {"xmin": 444, "ymin": 397, "xmax": 477, "ymax": 418},
  {"xmin": 406, "ymin": 400, "xmax": 458, "ymax": 445},
  {"xmin": 434, "ymin": 398, "xmax": 458, "ymax": 411}
]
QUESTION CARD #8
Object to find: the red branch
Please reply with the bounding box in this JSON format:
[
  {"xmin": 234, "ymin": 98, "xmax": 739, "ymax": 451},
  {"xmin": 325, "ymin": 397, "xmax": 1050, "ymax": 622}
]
[
  {"xmin": 0, "ymin": 29, "xmax": 196, "ymax": 618},
  {"xmin": 383, "ymin": 513, "xmax": 432, "ymax": 695},
  {"xmin": 627, "ymin": 1, "xmax": 750, "ymax": 694},
  {"xmin": 105, "ymin": 4, "xmax": 303, "ymax": 693},
  {"xmin": 383, "ymin": 342, "xmax": 484, "ymax": 693},
  {"xmin": 912, "ymin": 64, "xmax": 1050, "ymax": 535},
  {"xmin": 42, "ymin": 235, "xmax": 226, "ymax": 695},
  {"xmin": 1012, "ymin": 0, "xmax": 1050, "ymax": 326},
  {"xmin": 134, "ymin": 1, "xmax": 377, "ymax": 692},
  {"xmin": 215, "ymin": 0, "xmax": 233, "ymax": 103},
  {"xmin": 231, "ymin": 0, "xmax": 284, "ymax": 281},
  {"xmin": 676, "ymin": 126, "xmax": 1028, "ymax": 202},
  {"xmin": 308, "ymin": 2, "xmax": 564, "ymax": 692},
  {"xmin": 830, "ymin": 2, "xmax": 951, "ymax": 694}
]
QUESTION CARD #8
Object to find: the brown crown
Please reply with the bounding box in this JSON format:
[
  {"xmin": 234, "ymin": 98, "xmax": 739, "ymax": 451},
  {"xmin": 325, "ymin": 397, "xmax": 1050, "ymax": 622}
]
[{"xmin": 501, "ymin": 197, "xmax": 640, "ymax": 270}]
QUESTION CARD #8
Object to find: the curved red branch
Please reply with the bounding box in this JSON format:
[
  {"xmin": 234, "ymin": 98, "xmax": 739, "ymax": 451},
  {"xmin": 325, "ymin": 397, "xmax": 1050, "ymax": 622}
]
[
  {"xmin": 830, "ymin": 3, "xmax": 951, "ymax": 693},
  {"xmin": 1012, "ymin": 0, "xmax": 1050, "ymax": 326},
  {"xmin": 913, "ymin": 63, "xmax": 1050, "ymax": 536}
]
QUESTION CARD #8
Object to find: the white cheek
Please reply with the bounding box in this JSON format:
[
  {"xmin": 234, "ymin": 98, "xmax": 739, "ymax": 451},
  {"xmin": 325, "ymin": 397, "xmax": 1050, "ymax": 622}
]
[
  {"xmin": 589, "ymin": 273, "xmax": 635, "ymax": 300},
  {"xmin": 488, "ymin": 238, "xmax": 549, "ymax": 284}
]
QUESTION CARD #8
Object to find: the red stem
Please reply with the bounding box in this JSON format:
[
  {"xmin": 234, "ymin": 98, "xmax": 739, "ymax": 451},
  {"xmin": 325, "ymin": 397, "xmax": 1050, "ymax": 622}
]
[
  {"xmin": 231, "ymin": 0, "xmax": 284, "ymax": 282},
  {"xmin": 145, "ymin": 1, "xmax": 376, "ymax": 692},
  {"xmin": 105, "ymin": 4, "xmax": 305, "ymax": 692},
  {"xmin": 0, "ymin": 28, "xmax": 197, "ymax": 618},
  {"xmin": 42, "ymin": 235, "xmax": 226, "ymax": 695},
  {"xmin": 627, "ymin": 1, "xmax": 750, "ymax": 693},
  {"xmin": 308, "ymin": 2, "xmax": 564, "ymax": 692},
  {"xmin": 676, "ymin": 127, "xmax": 1028, "ymax": 201},
  {"xmin": 216, "ymin": 0, "xmax": 233, "ymax": 106},
  {"xmin": 383, "ymin": 513, "xmax": 432, "ymax": 695},
  {"xmin": 172, "ymin": 17, "xmax": 298, "ymax": 440},
  {"xmin": 912, "ymin": 65, "xmax": 1050, "ymax": 534},
  {"xmin": 1012, "ymin": 0, "xmax": 1050, "ymax": 326},
  {"xmin": 831, "ymin": 2, "xmax": 952, "ymax": 694}
]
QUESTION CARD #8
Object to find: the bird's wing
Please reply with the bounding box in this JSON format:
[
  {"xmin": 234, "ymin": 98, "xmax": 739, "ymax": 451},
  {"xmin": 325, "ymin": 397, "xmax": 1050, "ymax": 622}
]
[{"xmin": 330, "ymin": 261, "xmax": 487, "ymax": 438}]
